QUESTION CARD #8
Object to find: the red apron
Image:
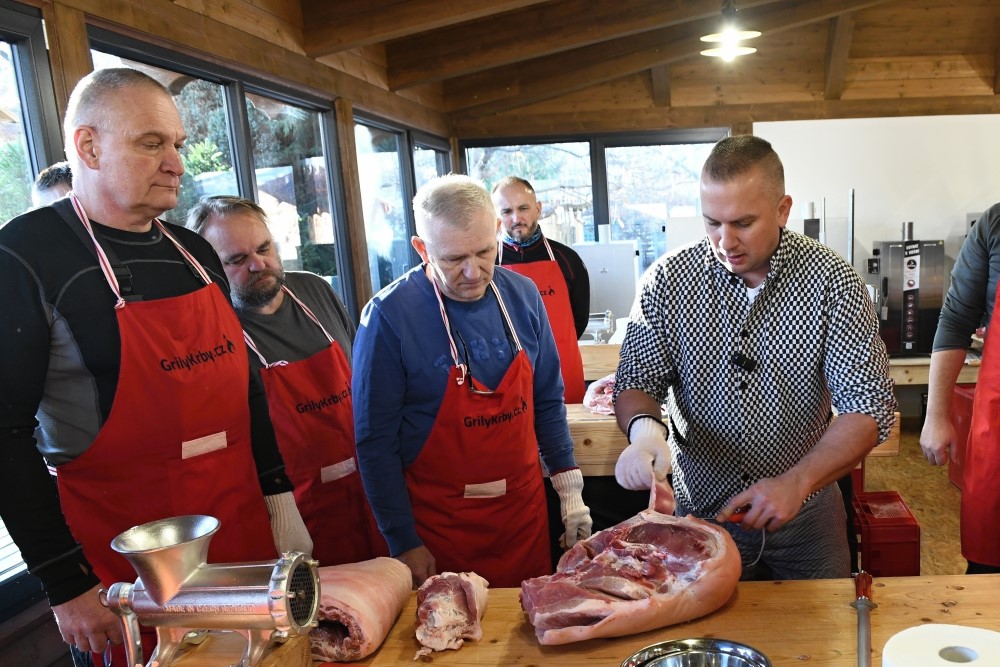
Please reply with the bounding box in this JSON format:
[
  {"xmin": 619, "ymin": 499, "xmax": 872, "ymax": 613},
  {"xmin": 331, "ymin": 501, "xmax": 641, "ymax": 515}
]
[
  {"xmin": 246, "ymin": 286, "xmax": 387, "ymax": 565},
  {"xmin": 404, "ymin": 278, "xmax": 551, "ymax": 587},
  {"xmin": 499, "ymin": 238, "xmax": 586, "ymax": 403},
  {"xmin": 56, "ymin": 196, "xmax": 275, "ymax": 663},
  {"xmin": 960, "ymin": 287, "xmax": 1000, "ymax": 565}
]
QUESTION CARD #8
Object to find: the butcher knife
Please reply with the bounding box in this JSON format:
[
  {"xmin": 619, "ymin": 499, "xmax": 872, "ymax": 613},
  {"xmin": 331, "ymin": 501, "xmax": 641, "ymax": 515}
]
[{"xmin": 851, "ymin": 571, "xmax": 877, "ymax": 667}]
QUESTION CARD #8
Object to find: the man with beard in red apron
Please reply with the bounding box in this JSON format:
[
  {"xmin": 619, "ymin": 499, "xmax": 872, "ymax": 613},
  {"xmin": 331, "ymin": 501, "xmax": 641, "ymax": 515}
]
[
  {"xmin": 0, "ymin": 69, "xmax": 311, "ymax": 667},
  {"xmin": 921, "ymin": 204, "xmax": 1000, "ymax": 574},
  {"xmin": 191, "ymin": 196, "xmax": 388, "ymax": 565},
  {"xmin": 353, "ymin": 174, "xmax": 593, "ymax": 588},
  {"xmin": 493, "ymin": 176, "xmax": 649, "ymax": 568}
]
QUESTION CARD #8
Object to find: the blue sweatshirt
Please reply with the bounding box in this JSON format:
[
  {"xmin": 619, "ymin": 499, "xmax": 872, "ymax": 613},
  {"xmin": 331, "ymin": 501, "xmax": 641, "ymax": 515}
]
[{"xmin": 352, "ymin": 265, "xmax": 576, "ymax": 555}]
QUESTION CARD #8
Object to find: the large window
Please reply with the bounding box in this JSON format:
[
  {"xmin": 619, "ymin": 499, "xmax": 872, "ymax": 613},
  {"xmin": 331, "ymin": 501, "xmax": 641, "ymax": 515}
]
[
  {"xmin": 90, "ymin": 33, "xmax": 356, "ymax": 309},
  {"xmin": 466, "ymin": 142, "xmax": 593, "ymax": 247},
  {"xmin": 463, "ymin": 131, "xmax": 725, "ymax": 320}
]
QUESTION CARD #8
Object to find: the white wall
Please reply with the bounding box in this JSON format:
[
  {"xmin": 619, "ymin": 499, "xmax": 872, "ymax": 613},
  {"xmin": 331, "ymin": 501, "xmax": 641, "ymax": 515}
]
[
  {"xmin": 757, "ymin": 114, "xmax": 1000, "ymax": 417},
  {"xmin": 756, "ymin": 114, "xmax": 1000, "ymax": 270}
]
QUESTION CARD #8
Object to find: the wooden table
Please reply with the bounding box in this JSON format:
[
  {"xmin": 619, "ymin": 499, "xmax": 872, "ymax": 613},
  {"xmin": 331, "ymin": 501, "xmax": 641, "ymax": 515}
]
[
  {"xmin": 565, "ymin": 404, "xmax": 901, "ymax": 477},
  {"xmin": 177, "ymin": 575, "xmax": 1000, "ymax": 666},
  {"xmin": 370, "ymin": 576, "xmax": 1000, "ymax": 666},
  {"xmin": 579, "ymin": 343, "xmax": 981, "ymax": 386}
]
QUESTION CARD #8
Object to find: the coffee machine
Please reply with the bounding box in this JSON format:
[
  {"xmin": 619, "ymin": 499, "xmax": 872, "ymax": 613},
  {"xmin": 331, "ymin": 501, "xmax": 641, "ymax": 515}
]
[{"xmin": 867, "ymin": 222, "xmax": 945, "ymax": 355}]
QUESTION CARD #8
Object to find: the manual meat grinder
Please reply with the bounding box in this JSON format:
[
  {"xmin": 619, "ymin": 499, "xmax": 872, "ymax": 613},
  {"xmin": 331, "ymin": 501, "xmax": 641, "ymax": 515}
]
[{"xmin": 100, "ymin": 514, "xmax": 319, "ymax": 667}]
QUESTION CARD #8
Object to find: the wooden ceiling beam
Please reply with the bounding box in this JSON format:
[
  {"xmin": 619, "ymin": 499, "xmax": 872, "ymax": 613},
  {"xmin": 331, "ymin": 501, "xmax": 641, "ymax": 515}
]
[
  {"xmin": 386, "ymin": 0, "xmax": 785, "ymax": 90},
  {"xmin": 650, "ymin": 65, "xmax": 672, "ymax": 108},
  {"xmin": 453, "ymin": 95, "xmax": 1000, "ymax": 138},
  {"xmin": 824, "ymin": 12, "xmax": 856, "ymax": 100},
  {"xmin": 445, "ymin": 0, "xmax": 897, "ymax": 117},
  {"xmin": 302, "ymin": 0, "xmax": 550, "ymax": 57}
]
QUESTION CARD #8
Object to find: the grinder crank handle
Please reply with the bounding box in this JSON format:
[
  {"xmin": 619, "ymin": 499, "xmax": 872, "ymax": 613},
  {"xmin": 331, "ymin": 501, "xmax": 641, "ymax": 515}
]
[{"xmin": 101, "ymin": 583, "xmax": 144, "ymax": 667}]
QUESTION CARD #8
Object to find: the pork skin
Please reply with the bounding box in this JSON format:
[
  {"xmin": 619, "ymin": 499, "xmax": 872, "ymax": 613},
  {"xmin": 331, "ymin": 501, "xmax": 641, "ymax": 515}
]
[
  {"xmin": 520, "ymin": 511, "xmax": 740, "ymax": 645},
  {"xmin": 310, "ymin": 557, "xmax": 411, "ymax": 662}
]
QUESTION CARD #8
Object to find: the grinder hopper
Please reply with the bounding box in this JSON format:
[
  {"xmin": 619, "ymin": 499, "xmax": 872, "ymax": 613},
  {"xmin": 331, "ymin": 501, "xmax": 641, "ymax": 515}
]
[{"xmin": 101, "ymin": 515, "xmax": 318, "ymax": 667}]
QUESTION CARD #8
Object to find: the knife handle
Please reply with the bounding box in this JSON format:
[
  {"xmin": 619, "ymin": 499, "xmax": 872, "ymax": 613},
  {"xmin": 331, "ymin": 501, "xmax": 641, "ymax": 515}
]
[{"xmin": 854, "ymin": 570, "xmax": 873, "ymax": 601}]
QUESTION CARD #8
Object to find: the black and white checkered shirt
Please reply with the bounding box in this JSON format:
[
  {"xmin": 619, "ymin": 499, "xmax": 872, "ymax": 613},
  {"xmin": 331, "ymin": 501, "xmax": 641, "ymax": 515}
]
[{"xmin": 614, "ymin": 229, "xmax": 897, "ymax": 516}]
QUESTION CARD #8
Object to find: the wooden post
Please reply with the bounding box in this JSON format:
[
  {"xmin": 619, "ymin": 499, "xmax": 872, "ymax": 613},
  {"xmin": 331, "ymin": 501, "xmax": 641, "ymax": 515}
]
[
  {"xmin": 41, "ymin": 2, "xmax": 93, "ymax": 125},
  {"xmin": 334, "ymin": 98, "xmax": 373, "ymax": 314}
]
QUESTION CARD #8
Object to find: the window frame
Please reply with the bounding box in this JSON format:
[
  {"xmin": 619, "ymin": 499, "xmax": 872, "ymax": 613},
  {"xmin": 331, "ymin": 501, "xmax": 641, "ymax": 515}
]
[
  {"xmin": 354, "ymin": 113, "xmax": 452, "ymax": 274},
  {"xmin": 460, "ymin": 128, "xmax": 729, "ymax": 241},
  {"xmin": 0, "ymin": 0, "xmax": 63, "ymax": 620}
]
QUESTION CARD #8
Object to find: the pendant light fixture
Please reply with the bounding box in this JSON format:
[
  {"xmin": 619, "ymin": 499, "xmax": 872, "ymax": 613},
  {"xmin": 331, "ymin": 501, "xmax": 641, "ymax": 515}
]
[{"xmin": 700, "ymin": 0, "xmax": 760, "ymax": 61}]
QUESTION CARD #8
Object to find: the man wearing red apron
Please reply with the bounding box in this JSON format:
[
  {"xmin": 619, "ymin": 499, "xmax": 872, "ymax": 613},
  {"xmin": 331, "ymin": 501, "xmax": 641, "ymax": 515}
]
[
  {"xmin": 191, "ymin": 197, "xmax": 387, "ymax": 565},
  {"xmin": 921, "ymin": 204, "xmax": 1000, "ymax": 574},
  {"xmin": 352, "ymin": 175, "xmax": 593, "ymax": 588},
  {"xmin": 492, "ymin": 177, "xmax": 588, "ymax": 404},
  {"xmin": 492, "ymin": 176, "xmax": 650, "ymax": 569},
  {"xmin": 0, "ymin": 70, "xmax": 309, "ymax": 666}
]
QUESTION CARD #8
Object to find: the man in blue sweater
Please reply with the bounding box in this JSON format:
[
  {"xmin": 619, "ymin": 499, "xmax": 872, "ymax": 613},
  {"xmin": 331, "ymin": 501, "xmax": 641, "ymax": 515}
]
[{"xmin": 352, "ymin": 174, "xmax": 592, "ymax": 587}]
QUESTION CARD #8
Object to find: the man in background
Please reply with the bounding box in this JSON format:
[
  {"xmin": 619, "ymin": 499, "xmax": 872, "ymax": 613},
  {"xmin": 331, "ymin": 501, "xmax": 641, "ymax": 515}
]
[
  {"xmin": 0, "ymin": 68, "xmax": 309, "ymax": 666},
  {"xmin": 353, "ymin": 174, "xmax": 592, "ymax": 588},
  {"xmin": 613, "ymin": 135, "xmax": 896, "ymax": 580},
  {"xmin": 493, "ymin": 176, "xmax": 646, "ymax": 565},
  {"xmin": 31, "ymin": 160, "xmax": 73, "ymax": 207},
  {"xmin": 190, "ymin": 195, "xmax": 387, "ymax": 566},
  {"xmin": 921, "ymin": 204, "xmax": 1000, "ymax": 574},
  {"xmin": 492, "ymin": 176, "xmax": 589, "ymax": 403}
]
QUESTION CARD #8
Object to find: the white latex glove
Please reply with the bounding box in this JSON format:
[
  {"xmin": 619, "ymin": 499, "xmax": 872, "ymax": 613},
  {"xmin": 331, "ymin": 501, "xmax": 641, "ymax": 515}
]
[
  {"xmin": 265, "ymin": 491, "xmax": 313, "ymax": 555},
  {"xmin": 615, "ymin": 417, "xmax": 671, "ymax": 491},
  {"xmin": 550, "ymin": 468, "xmax": 592, "ymax": 548}
]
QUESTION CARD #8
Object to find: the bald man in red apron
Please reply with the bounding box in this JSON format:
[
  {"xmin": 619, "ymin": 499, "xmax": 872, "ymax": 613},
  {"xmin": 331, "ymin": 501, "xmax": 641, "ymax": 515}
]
[
  {"xmin": 492, "ymin": 176, "xmax": 649, "ymax": 569},
  {"xmin": 492, "ymin": 178, "xmax": 589, "ymax": 404},
  {"xmin": 193, "ymin": 196, "xmax": 387, "ymax": 565}
]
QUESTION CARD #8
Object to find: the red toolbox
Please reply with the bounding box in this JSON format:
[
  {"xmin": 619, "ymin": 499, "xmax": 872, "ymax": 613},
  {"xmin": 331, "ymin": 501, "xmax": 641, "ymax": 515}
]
[
  {"xmin": 949, "ymin": 384, "xmax": 977, "ymax": 490},
  {"xmin": 853, "ymin": 491, "xmax": 920, "ymax": 577}
]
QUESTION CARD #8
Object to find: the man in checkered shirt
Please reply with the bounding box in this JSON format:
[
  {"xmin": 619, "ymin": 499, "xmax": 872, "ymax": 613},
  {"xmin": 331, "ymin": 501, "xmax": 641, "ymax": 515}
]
[{"xmin": 612, "ymin": 135, "xmax": 896, "ymax": 580}]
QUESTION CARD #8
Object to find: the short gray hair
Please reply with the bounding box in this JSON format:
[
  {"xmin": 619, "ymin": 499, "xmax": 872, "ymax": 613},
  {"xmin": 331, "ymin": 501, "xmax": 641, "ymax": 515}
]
[
  {"xmin": 413, "ymin": 174, "xmax": 494, "ymax": 239},
  {"xmin": 63, "ymin": 68, "xmax": 172, "ymax": 161},
  {"xmin": 186, "ymin": 195, "xmax": 268, "ymax": 236}
]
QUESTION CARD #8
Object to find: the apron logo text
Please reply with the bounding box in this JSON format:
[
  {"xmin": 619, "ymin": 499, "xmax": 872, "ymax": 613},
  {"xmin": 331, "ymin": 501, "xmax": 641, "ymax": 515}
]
[
  {"xmin": 159, "ymin": 337, "xmax": 234, "ymax": 372},
  {"xmin": 463, "ymin": 398, "xmax": 529, "ymax": 429},
  {"xmin": 296, "ymin": 387, "xmax": 352, "ymax": 414}
]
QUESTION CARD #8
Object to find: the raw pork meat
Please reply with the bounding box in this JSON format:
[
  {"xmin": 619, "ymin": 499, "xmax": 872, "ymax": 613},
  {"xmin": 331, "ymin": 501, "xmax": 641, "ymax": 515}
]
[
  {"xmin": 520, "ymin": 510, "xmax": 740, "ymax": 645},
  {"xmin": 310, "ymin": 557, "xmax": 411, "ymax": 662},
  {"xmin": 583, "ymin": 373, "xmax": 616, "ymax": 415},
  {"xmin": 413, "ymin": 571, "xmax": 489, "ymax": 659}
]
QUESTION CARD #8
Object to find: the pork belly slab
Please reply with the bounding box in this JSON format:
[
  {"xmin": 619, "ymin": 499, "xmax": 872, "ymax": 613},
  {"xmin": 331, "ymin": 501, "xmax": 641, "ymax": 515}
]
[
  {"xmin": 413, "ymin": 571, "xmax": 489, "ymax": 659},
  {"xmin": 310, "ymin": 557, "xmax": 412, "ymax": 662},
  {"xmin": 520, "ymin": 510, "xmax": 740, "ymax": 645}
]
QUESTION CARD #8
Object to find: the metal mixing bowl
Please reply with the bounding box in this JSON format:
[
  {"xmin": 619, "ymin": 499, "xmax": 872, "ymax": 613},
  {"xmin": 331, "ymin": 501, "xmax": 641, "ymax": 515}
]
[{"xmin": 621, "ymin": 638, "xmax": 773, "ymax": 667}]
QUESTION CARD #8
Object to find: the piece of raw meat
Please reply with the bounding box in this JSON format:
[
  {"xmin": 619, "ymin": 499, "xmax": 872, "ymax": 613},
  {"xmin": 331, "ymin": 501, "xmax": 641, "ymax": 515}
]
[
  {"xmin": 310, "ymin": 557, "xmax": 412, "ymax": 662},
  {"xmin": 520, "ymin": 510, "xmax": 740, "ymax": 645},
  {"xmin": 583, "ymin": 373, "xmax": 616, "ymax": 415},
  {"xmin": 413, "ymin": 571, "xmax": 489, "ymax": 660},
  {"xmin": 649, "ymin": 475, "xmax": 676, "ymax": 514}
]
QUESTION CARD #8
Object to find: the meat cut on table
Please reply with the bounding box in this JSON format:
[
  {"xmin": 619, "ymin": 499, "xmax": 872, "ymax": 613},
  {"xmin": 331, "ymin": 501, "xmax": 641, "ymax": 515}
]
[
  {"xmin": 520, "ymin": 510, "xmax": 740, "ymax": 645},
  {"xmin": 413, "ymin": 571, "xmax": 489, "ymax": 659},
  {"xmin": 310, "ymin": 557, "xmax": 412, "ymax": 662}
]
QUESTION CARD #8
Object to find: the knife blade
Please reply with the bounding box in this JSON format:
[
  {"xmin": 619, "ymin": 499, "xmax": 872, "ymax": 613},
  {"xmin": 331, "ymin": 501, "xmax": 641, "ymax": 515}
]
[{"xmin": 851, "ymin": 570, "xmax": 877, "ymax": 667}]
